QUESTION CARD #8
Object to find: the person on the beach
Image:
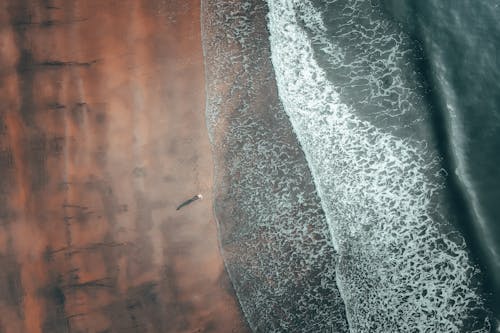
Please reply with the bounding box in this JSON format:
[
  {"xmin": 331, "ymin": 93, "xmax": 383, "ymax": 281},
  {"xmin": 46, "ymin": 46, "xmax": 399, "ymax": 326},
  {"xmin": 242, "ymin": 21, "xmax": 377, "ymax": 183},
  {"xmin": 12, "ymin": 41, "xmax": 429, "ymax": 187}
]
[{"xmin": 176, "ymin": 194, "xmax": 203, "ymax": 210}]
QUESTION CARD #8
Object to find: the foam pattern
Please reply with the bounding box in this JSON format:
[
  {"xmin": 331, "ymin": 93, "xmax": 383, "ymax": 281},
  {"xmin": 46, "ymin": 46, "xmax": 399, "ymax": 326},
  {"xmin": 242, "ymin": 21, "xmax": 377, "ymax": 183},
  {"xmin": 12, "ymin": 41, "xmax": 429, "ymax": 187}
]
[
  {"xmin": 266, "ymin": 0, "xmax": 492, "ymax": 331},
  {"xmin": 297, "ymin": 0, "xmax": 432, "ymax": 142},
  {"xmin": 202, "ymin": 0, "xmax": 349, "ymax": 331}
]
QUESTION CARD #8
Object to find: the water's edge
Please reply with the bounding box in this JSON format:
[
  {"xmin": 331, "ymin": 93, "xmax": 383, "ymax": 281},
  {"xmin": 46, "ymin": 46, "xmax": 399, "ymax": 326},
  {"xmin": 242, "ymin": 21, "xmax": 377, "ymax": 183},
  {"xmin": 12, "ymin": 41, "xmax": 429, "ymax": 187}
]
[{"xmin": 201, "ymin": 0, "xmax": 349, "ymax": 331}]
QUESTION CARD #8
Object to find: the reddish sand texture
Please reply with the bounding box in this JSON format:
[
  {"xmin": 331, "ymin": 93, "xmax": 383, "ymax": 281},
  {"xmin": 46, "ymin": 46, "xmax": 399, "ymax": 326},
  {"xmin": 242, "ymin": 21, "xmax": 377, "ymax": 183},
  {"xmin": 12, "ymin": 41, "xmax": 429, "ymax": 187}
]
[{"xmin": 0, "ymin": 0, "xmax": 250, "ymax": 332}]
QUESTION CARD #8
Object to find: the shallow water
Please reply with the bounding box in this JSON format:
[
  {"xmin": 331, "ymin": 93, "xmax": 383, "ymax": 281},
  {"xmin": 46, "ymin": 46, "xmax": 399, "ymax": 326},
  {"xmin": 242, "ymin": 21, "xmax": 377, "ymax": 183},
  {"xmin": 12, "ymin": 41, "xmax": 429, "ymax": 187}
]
[{"xmin": 202, "ymin": 1, "xmax": 348, "ymax": 331}]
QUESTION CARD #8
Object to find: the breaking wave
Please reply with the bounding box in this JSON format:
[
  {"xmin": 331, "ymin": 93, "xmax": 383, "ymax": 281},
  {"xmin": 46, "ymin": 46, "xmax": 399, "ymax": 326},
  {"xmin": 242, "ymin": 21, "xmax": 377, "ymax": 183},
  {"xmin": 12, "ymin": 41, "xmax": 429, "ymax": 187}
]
[{"xmin": 266, "ymin": 0, "xmax": 491, "ymax": 331}]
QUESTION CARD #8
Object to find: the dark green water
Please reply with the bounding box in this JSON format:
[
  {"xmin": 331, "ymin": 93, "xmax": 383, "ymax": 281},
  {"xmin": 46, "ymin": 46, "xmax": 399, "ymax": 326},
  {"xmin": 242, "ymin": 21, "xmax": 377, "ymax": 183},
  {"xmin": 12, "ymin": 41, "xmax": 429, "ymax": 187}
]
[
  {"xmin": 382, "ymin": 0, "xmax": 500, "ymax": 321},
  {"xmin": 306, "ymin": 0, "xmax": 500, "ymax": 324}
]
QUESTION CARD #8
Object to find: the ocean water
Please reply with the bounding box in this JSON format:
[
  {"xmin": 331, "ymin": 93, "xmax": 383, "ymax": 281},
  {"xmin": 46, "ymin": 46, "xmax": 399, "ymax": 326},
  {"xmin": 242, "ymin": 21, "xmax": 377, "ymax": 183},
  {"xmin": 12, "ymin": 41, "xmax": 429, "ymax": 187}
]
[
  {"xmin": 203, "ymin": 0, "xmax": 500, "ymax": 332},
  {"xmin": 381, "ymin": 0, "xmax": 500, "ymax": 317}
]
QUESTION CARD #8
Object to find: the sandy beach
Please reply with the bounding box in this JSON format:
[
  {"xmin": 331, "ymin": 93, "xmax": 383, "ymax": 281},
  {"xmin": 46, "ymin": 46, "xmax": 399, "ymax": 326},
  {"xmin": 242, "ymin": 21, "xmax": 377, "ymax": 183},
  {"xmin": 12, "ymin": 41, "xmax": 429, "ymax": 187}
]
[{"xmin": 0, "ymin": 0, "xmax": 249, "ymax": 332}]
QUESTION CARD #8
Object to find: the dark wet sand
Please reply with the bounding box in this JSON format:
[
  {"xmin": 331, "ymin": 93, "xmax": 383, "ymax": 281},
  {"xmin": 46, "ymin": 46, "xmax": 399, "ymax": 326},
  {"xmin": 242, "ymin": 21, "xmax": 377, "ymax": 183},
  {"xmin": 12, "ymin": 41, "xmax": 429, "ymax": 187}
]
[{"xmin": 0, "ymin": 0, "xmax": 249, "ymax": 332}]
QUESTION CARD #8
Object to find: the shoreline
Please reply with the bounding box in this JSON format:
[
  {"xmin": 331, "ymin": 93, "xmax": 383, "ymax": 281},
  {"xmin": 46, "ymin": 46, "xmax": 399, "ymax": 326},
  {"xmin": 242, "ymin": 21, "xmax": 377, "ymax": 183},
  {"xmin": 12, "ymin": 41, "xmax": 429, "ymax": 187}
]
[
  {"xmin": 0, "ymin": 1, "xmax": 249, "ymax": 332},
  {"xmin": 201, "ymin": 0, "xmax": 349, "ymax": 331}
]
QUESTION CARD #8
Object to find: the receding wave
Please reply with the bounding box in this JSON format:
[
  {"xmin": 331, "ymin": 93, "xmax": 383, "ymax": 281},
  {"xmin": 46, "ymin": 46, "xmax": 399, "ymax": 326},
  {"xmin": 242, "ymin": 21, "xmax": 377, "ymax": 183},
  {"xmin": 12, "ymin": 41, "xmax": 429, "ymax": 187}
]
[
  {"xmin": 266, "ymin": 0, "xmax": 491, "ymax": 332},
  {"xmin": 201, "ymin": 0, "xmax": 348, "ymax": 331}
]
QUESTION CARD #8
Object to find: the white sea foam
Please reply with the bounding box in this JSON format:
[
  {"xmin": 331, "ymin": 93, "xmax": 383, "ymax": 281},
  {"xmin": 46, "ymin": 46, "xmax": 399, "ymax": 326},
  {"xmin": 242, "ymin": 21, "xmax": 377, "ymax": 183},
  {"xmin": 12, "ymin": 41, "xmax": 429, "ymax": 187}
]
[
  {"xmin": 202, "ymin": 1, "xmax": 349, "ymax": 331},
  {"xmin": 266, "ymin": 0, "xmax": 490, "ymax": 331}
]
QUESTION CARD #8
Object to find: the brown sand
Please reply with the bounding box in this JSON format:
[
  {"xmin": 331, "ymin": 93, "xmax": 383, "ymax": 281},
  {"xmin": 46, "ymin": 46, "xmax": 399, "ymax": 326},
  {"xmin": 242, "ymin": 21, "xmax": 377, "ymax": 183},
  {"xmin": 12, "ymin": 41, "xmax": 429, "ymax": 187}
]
[{"xmin": 0, "ymin": 0, "xmax": 249, "ymax": 332}]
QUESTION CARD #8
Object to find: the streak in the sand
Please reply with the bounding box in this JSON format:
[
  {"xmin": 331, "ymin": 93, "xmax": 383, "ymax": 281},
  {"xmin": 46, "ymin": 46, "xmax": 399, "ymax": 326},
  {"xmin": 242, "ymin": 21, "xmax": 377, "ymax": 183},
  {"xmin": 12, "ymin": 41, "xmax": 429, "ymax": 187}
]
[{"xmin": 0, "ymin": 0, "xmax": 249, "ymax": 332}]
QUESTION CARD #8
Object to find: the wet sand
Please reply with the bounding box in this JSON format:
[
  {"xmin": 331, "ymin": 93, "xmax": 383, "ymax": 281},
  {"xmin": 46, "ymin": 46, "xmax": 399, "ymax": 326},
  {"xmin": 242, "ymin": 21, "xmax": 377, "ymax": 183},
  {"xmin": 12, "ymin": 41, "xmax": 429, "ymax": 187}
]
[{"xmin": 0, "ymin": 0, "xmax": 249, "ymax": 332}]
